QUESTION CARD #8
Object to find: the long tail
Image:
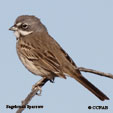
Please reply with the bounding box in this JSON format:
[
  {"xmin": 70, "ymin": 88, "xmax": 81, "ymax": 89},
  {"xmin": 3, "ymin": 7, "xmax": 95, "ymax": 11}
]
[{"xmin": 73, "ymin": 75, "xmax": 109, "ymax": 101}]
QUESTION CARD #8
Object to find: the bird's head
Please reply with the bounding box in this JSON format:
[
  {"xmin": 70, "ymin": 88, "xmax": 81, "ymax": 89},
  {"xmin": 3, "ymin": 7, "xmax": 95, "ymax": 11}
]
[{"xmin": 9, "ymin": 15, "xmax": 47, "ymax": 39}]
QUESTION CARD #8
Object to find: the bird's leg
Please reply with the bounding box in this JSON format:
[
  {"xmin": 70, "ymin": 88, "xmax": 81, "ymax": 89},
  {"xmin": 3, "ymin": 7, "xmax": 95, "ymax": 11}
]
[
  {"xmin": 32, "ymin": 77, "xmax": 49, "ymax": 96},
  {"xmin": 32, "ymin": 83, "xmax": 42, "ymax": 96}
]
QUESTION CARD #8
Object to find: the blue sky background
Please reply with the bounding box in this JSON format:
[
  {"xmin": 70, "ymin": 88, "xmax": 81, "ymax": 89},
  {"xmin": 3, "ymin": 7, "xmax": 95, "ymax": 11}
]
[{"xmin": 0, "ymin": 0, "xmax": 113, "ymax": 113}]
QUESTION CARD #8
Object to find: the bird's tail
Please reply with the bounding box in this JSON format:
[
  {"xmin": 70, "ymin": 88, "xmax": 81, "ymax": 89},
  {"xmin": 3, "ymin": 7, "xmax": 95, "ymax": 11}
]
[{"xmin": 72, "ymin": 75, "xmax": 109, "ymax": 101}]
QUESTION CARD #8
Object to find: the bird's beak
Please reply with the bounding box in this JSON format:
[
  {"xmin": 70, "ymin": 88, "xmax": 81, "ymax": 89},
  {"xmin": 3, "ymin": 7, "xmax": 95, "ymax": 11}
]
[{"xmin": 9, "ymin": 25, "xmax": 18, "ymax": 31}]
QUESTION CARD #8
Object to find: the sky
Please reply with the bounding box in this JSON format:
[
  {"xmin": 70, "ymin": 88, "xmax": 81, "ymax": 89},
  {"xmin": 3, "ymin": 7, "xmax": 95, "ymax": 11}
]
[{"xmin": 0, "ymin": 0, "xmax": 113, "ymax": 113}]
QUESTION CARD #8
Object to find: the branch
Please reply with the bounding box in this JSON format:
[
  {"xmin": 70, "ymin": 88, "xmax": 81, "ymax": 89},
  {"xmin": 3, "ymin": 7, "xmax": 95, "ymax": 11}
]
[
  {"xmin": 78, "ymin": 67, "xmax": 113, "ymax": 79},
  {"xmin": 16, "ymin": 77, "xmax": 49, "ymax": 113},
  {"xmin": 16, "ymin": 67, "xmax": 113, "ymax": 113}
]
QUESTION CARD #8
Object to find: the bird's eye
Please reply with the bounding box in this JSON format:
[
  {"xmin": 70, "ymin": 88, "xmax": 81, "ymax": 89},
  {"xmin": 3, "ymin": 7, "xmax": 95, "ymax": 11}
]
[{"xmin": 21, "ymin": 23, "xmax": 28, "ymax": 29}]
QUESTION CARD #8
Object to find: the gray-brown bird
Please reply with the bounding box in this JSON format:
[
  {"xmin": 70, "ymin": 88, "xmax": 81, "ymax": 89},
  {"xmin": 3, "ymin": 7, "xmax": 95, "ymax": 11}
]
[{"xmin": 9, "ymin": 15, "xmax": 109, "ymax": 101}]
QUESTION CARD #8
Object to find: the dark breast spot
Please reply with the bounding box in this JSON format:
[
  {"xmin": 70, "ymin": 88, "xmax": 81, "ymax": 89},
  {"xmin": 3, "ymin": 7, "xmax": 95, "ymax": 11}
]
[{"xmin": 20, "ymin": 44, "xmax": 31, "ymax": 50}]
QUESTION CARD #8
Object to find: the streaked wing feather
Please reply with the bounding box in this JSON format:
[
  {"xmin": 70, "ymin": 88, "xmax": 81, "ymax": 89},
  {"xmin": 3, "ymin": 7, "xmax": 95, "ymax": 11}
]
[{"xmin": 17, "ymin": 42, "xmax": 65, "ymax": 78}]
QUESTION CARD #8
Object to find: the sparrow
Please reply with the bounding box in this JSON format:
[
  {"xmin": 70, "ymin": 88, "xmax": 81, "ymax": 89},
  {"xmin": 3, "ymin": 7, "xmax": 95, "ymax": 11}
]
[{"xmin": 9, "ymin": 15, "xmax": 109, "ymax": 101}]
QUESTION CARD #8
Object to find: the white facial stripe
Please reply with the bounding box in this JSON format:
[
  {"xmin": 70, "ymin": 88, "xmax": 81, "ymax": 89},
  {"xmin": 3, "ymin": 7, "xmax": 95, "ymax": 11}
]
[
  {"xmin": 19, "ymin": 30, "xmax": 33, "ymax": 36},
  {"xmin": 14, "ymin": 30, "xmax": 33, "ymax": 38},
  {"xmin": 16, "ymin": 22, "xmax": 22, "ymax": 26}
]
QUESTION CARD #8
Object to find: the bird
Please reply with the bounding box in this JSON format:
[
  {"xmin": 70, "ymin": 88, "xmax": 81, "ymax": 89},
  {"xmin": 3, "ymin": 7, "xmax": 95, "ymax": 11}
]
[{"xmin": 9, "ymin": 15, "xmax": 109, "ymax": 101}]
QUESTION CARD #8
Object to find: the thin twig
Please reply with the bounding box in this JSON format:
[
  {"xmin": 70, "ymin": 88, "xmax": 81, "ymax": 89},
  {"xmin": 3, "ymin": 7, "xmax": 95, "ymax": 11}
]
[
  {"xmin": 78, "ymin": 67, "xmax": 113, "ymax": 79},
  {"xmin": 16, "ymin": 77, "xmax": 49, "ymax": 113}
]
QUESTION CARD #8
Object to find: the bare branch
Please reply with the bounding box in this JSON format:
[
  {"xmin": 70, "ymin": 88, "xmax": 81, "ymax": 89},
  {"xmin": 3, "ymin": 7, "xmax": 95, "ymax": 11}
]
[
  {"xmin": 16, "ymin": 67, "xmax": 113, "ymax": 113},
  {"xmin": 78, "ymin": 67, "xmax": 113, "ymax": 79},
  {"xmin": 16, "ymin": 77, "xmax": 49, "ymax": 113}
]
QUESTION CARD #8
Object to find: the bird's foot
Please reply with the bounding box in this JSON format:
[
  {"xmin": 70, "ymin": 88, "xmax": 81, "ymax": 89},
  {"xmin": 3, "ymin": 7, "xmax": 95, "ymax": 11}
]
[
  {"xmin": 32, "ymin": 84, "xmax": 42, "ymax": 96},
  {"xmin": 36, "ymin": 86, "xmax": 42, "ymax": 96}
]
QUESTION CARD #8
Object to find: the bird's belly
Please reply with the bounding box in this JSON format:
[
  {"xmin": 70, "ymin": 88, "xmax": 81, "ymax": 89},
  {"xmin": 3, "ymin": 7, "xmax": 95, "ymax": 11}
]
[{"xmin": 19, "ymin": 55, "xmax": 49, "ymax": 76}]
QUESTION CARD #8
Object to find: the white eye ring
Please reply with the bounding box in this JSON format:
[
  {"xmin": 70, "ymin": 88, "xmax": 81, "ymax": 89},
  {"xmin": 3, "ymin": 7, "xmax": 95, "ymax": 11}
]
[{"xmin": 21, "ymin": 23, "xmax": 28, "ymax": 29}]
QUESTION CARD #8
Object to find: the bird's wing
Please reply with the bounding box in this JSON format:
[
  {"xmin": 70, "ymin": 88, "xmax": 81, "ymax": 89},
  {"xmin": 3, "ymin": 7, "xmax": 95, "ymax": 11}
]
[{"xmin": 17, "ymin": 41, "xmax": 66, "ymax": 78}]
